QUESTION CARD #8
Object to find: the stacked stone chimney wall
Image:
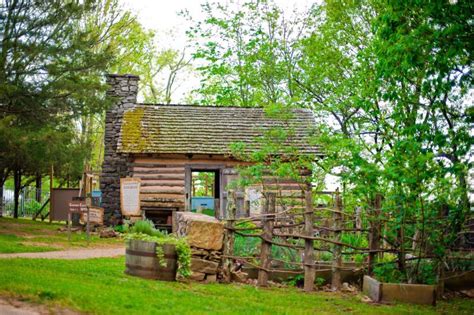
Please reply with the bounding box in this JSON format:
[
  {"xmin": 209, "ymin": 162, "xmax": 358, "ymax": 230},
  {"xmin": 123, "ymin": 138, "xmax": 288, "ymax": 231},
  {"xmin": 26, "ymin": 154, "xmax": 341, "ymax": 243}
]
[{"xmin": 101, "ymin": 74, "xmax": 139, "ymax": 223}]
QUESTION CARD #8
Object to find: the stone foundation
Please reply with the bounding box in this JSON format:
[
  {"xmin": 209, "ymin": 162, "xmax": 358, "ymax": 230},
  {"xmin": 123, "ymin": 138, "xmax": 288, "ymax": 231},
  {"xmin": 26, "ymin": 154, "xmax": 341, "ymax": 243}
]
[{"xmin": 175, "ymin": 212, "xmax": 224, "ymax": 282}]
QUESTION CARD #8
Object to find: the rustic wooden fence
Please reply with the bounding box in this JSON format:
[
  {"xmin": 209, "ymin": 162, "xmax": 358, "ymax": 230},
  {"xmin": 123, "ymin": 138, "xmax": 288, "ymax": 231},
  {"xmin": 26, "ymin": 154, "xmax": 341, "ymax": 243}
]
[{"xmin": 221, "ymin": 188, "xmax": 473, "ymax": 291}]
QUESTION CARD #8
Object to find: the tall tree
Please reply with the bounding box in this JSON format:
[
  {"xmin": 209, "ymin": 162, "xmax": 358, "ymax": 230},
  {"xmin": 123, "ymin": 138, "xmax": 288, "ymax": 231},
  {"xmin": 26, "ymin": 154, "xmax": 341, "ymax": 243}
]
[
  {"xmin": 0, "ymin": 0, "xmax": 149, "ymax": 216},
  {"xmin": 186, "ymin": 0, "xmax": 314, "ymax": 106}
]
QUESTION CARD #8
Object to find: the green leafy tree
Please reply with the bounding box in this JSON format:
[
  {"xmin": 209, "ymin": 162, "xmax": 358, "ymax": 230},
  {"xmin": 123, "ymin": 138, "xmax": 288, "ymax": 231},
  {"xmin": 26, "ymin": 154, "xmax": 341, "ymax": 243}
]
[{"xmin": 185, "ymin": 0, "xmax": 314, "ymax": 106}]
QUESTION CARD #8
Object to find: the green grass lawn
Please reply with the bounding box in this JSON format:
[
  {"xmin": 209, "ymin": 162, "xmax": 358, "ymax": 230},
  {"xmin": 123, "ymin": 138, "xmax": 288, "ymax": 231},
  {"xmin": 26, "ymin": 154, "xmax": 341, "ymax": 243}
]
[
  {"xmin": 0, "ymin": 257, "xmax": 472, "ymax": 315},
  {"xmin": 0, "ymin": 234, "xmax": 57, "ymax": 253},
  {"xmin": 0, "ymin": 217, "xmax": 122, "ymax": 253}
]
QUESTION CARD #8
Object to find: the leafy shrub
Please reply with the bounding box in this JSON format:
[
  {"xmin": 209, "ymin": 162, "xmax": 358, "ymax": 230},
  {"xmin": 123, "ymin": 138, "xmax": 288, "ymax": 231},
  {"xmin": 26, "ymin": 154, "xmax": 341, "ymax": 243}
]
[
  {"xmin": 413, "ymin": 261, "xmax": 437, "ymax": 285},
  {"xmin": 24, "ymin": 200, "xmax": 42, "ymax": 216},
  {"xmin": 320, "ymin": 252, "xmax": 332, "ymax": 261},
  {"xmin": 373, "ymin": 262, "xmax": 405, "ymax": 283},
  {"xmin": 285, "ymin": 274, "xmax": 304, "ymax": 287},
  {"xmin": 315, "ymin": 277, "xmax": 325, "ymax": 287},
  {"xmin": 271, "ymin": 238, "xmax": 302, "ymax": 268},
  {"xmin": 130, "ymin": 219, "xmax": 165, "ymax": 237},
  {"xmin": 233, "ymin": 221, "xmax": 261, "ymax": 259},
  {"xmin": 234, "ymin": 234, "xmax": 260, "ymax": 258},
  {"xmin": 354, "ymin": 253, "xmax": 366, "ymax": 264},
  {"xmin": 114, "ymin": 224, "xmax": 128, "ymax": 233}
]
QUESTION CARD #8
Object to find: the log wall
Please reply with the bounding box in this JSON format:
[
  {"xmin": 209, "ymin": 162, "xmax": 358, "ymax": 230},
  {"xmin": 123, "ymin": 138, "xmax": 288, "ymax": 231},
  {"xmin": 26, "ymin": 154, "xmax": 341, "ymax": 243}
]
[
  {"xmin": 130, "ymin": 154, "xmax": 309, "ymax": 216},
  {"xmin": 131, "ymin": 155, "xmax": 246, "ymax": 212}
]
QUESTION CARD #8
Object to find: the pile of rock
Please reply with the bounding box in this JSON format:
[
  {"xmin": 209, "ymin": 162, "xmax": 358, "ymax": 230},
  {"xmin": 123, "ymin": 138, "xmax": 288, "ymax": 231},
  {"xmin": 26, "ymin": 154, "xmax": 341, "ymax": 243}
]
[{"xmin": 175, "ymin": 212, "xmax": 224, "ymax": 282}]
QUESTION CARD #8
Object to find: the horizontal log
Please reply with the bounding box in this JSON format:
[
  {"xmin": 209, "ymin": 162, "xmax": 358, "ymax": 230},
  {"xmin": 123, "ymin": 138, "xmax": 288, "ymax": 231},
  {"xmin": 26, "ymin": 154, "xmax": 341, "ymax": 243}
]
[
  {"xmin": 141, "ymin": 201, "xmax": 185, "ymax": 208},
  {"xmin": 140, "ymin": 193, "xmax": 185, "ymax": 200},
  {"xmin": 141, "ymin": 181, "xmax": 185, "ymax": 187},
  {"xmin": 131, "ymin": 163, "xmax": 188, "ymax": 168},
  {"xmin": 142, "ymin": 198, "xmax": 185, "ymax": 204},
  {"xmin": 133, "ymin": 174, "xmax": 185, "ymax": 180},
  {"xmin": 140, "ymin": 187, "xmax": 185, "ymax": 194},
  {"xmin": 133, "ymin": 167, "xmax": 185, "ymax": 174}
]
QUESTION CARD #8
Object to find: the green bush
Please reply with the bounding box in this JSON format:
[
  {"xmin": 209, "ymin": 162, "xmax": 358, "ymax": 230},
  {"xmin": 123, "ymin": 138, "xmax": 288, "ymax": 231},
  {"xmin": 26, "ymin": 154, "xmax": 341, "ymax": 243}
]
[
  {"xmin": 130, "ymin": 219, "xmax": 165, "ymax": 237},
  {"xmin": 413, "ymin": 261, "xmax": 437, "ymax": 285},
  {"xmin": 24, "ymin": 200, "xmax": 42, "ymax": 216},
  {"xmin": 373, "ymin": 262, "xmax": 405, "ymax": 283}
]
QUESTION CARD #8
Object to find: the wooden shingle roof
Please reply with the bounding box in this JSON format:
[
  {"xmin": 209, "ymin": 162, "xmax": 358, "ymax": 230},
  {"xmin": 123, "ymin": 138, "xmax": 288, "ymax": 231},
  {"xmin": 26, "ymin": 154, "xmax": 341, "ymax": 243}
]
[{"xmin": 118, "ymin": 104, "xmax": 320, "ymax": 156}]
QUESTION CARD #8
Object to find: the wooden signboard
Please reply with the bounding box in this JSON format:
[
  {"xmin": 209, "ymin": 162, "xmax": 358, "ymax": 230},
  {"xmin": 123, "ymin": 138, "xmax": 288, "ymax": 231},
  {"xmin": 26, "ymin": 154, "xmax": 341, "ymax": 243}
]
[
  {"xmin": 81, "ymin": 206, "xmax": 104, "ymax": 225},
  {"xmin": 120, "ymin": 178, "xmax": 141, "ymax": 216},
  {"xmin": 69, "ymin": 201, "xmax": 88, "ymax": 213}
]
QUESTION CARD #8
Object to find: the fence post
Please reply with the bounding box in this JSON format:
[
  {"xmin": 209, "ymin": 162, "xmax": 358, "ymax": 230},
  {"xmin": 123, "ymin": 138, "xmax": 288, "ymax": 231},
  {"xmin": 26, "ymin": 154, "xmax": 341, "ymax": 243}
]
[
  {"xmin": 304, "ymin": 186, "xmax": 315, "ymax": 292},
  {"xmin": 368, "ymin": 193, "xmax": 382, "ymax": 275},
  {"xmin": 235, "ymin": 191, "xmax": 245, "ymax": 218},
  {"xmin": 331, "ymin": 190, "xmax": 343, "ymax": 290},
  {"xmin": 222, "ymin": 190, "xmax": 236, "ymax": 282},
  {"xmin": 258, "ymin": 192, "xmax": 275, "ymax": 287}
]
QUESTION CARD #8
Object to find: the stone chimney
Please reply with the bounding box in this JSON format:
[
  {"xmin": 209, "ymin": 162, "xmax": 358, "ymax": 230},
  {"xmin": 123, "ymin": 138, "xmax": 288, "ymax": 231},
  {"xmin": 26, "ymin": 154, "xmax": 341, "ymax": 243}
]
[{"xmin": 101, "ymin": 74, "xmax": 139, "ymax": 223}]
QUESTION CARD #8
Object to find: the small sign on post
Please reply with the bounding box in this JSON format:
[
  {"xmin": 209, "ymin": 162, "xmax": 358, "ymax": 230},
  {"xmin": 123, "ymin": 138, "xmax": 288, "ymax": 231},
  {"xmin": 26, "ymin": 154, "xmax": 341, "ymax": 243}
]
[
  {"xmin": 68, "ymin": 200, "xmax": 90, "ymax": 243},
  {"xmin": 120, "ymin": 178, "xmax": 141, "ymax": 216}
]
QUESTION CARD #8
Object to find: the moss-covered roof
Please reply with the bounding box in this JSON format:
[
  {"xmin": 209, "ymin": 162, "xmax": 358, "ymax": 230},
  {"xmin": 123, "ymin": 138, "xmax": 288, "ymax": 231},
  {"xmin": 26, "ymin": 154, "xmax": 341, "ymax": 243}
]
[{"xmin": 118, "ymin": 104, "xmax": 320, "ymax": 156}]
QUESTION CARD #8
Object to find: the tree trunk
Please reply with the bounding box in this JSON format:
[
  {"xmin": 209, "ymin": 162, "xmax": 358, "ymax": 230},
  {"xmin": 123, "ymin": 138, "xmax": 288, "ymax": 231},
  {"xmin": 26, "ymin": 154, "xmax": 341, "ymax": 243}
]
[
  {"xmin": 0, "ymin": 183, "xmax": 3, "ymax": 217},
  {"xmin": 397, "ymin": 225, "xmax": 406, "ymax": 274},
  {"xmin": 13, "ymin": 168, "xmax": 21, "ymax": 219},
  {"xmin": 35, "ymin": 173, "xmax": 42, "ymax": 203}
]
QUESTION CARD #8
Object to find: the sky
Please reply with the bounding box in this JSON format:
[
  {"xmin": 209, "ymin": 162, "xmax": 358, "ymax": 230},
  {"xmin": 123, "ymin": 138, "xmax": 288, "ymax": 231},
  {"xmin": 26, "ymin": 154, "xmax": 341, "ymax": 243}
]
[{"xmin": 121, "ymin": 0, "xmax": 314, "ymax": 47}]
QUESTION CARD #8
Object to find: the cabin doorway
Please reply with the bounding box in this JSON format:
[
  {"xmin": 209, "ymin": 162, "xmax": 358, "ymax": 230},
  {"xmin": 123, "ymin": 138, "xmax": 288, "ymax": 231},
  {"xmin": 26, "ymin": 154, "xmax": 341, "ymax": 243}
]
[{"xmin": 187, "ymin": 169, "xmax": 220, "ymax": 218}]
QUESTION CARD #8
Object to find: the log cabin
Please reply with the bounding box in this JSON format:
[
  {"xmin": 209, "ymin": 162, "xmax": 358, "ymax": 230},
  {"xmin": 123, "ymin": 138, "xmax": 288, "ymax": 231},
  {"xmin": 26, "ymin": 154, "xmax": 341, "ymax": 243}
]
[{"xmin": 101, "ymin": 74, "xmax": 321, "ymax": 230}]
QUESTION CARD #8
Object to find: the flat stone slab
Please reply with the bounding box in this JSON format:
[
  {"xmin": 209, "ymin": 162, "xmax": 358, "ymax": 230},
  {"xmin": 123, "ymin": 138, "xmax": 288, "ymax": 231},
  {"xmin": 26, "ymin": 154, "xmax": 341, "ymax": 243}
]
[{"xmin": 176, "ymin": 212, "xmax": 224, "ymax": 250}]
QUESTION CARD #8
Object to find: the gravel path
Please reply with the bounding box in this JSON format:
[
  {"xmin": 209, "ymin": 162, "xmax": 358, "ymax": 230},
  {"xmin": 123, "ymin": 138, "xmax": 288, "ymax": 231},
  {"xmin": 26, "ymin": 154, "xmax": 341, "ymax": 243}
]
[
  {"xmin": 0, "ymin": 297, "xmax": 79, "ymax": 315},
  {"xmin": 0, "ymin": 247, "xmax": 125, "ymax": 259}
]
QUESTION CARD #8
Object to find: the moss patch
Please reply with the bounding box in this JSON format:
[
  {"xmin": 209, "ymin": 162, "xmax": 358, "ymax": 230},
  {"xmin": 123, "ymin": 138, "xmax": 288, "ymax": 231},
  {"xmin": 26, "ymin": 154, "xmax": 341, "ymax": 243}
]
[{"xmin": 121, "ymin": 107, "xmax": 149, "ymax": 152}]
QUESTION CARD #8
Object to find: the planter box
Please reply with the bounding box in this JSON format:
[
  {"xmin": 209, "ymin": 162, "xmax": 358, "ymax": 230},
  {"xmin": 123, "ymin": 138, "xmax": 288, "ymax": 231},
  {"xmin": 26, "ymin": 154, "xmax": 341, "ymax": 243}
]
[{"xmin": 363, "ymin": 275, "xmax": 437, "ymax": 306}]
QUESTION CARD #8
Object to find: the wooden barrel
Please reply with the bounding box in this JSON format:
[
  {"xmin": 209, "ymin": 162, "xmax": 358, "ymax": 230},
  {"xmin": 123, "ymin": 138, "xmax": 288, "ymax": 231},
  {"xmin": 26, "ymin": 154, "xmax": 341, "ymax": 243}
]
[{"xmin": 125, "ymin": 239, "xmax": 177, "ymax": 281}]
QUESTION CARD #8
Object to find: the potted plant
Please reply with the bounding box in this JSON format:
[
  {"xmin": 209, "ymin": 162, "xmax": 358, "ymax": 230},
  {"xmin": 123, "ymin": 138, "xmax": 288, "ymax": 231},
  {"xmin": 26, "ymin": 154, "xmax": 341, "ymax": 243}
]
[{"xmin": 124, "ymin": 220, "xmax": 191, "ymax": 281}]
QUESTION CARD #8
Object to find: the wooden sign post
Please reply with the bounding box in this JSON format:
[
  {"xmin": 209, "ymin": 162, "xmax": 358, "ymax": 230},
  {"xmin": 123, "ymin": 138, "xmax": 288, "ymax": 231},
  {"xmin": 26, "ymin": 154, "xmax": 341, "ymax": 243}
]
[
  {"xmin": 120, "ymin": 178, "xmax": 141, "ymax": 216},
  {"xmin": 68, "ymin": 201, "xmax": 89, "ymax": 243}
]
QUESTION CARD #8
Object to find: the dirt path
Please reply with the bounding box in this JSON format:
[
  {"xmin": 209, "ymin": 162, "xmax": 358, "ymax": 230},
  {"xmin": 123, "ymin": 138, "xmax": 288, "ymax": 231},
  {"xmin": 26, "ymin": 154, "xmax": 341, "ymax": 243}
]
[
  {"xmin": 0, "ymin": 297, "xmax": 79, "ymax": 315},
  {"xmin": 0, "ymin": 247, "xmax": 125, "ymax": 259}
]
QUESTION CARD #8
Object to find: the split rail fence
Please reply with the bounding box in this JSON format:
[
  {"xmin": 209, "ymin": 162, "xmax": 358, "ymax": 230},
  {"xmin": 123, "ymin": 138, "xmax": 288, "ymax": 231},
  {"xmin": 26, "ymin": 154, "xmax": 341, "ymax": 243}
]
[{"xmin": 221, "ymin": 189, "xmax": 473, "ymax": 291}]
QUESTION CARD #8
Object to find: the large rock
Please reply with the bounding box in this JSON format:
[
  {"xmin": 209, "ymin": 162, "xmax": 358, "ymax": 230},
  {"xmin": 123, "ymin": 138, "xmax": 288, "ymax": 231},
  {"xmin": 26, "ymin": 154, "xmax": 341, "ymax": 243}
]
[
  {"xmin": 191, "ymin": 258, "xmax": 219, "ymax": 274},
  {"xmin": 189, "ymin": 271, "xmax": 206, "ymax": 281},
  {"xmin": 175, "ymin": 212, "xmax": 224, "ymax": 250}
]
